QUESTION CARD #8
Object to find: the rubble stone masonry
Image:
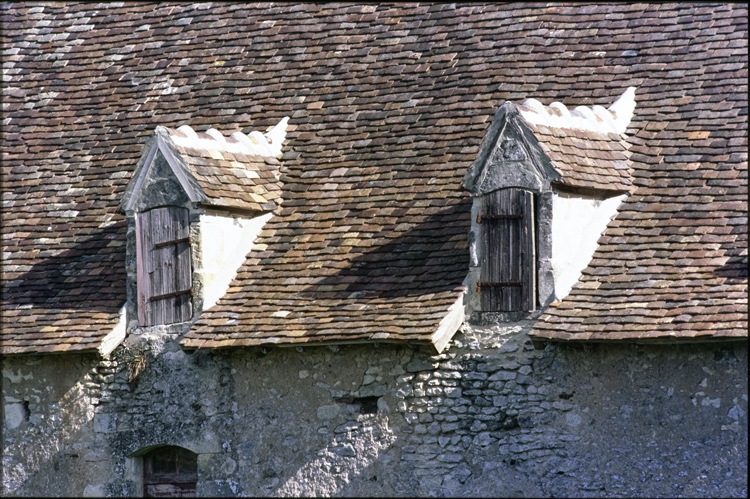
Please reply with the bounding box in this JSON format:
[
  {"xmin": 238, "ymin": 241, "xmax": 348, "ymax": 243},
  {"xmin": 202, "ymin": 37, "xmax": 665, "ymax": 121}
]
[{"xmin": 3, "ymin": 324, "xmax": 747, "ymax": 497}]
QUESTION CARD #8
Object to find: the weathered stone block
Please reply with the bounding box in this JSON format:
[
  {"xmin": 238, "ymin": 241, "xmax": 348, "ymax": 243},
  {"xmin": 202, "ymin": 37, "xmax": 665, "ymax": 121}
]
[
  {"xmin": 473, "ymin": 432, "xmax": 494, "ymax": 447},
  {"xmin": 407, "ymin": 359, "xmax": 438, "ymax": 373},
  {"xmin": 438, "ymin": 453, "xmax": 463, "ymax": 463},
  {"xmin": 444, "ymin": 387, "xmax": 462, "ymax": 398},
  {"xmin": 317, "ymin": 404, "xmax": 339, "ymax": 420},
  {"xmin": 488, "ymin": 370, "xmax": 517, "ymax": 381}
]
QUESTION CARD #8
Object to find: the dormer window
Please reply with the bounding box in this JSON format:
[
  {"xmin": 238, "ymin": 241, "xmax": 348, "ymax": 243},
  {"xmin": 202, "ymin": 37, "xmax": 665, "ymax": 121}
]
[
  {"xmin": 462, "ymin": 89, "xmax": 636, "ymax": 321},
  {"xmin": 477, "ymin": 188, "xmax": 535, "ymax": 312},
  {"xmin": 119, "ymin": 118, "xmax": 289, "ymax": 332},
  {"xmin": 136, "ymin": 206, "xmax": 192, "ymax": 326}
]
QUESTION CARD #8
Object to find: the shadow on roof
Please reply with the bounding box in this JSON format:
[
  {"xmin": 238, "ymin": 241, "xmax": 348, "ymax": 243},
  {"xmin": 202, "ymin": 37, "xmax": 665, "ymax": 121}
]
[
  {"xmin": 296, "ymin": 200, "xmax": 472, "ymax": 302},
  {"xmin": 714, "ymin": 254, "xmax": 749, "ymax": 281},
  {"xmin": 2, "ymin": 220, "xmax": 127, "ymax": 313}
]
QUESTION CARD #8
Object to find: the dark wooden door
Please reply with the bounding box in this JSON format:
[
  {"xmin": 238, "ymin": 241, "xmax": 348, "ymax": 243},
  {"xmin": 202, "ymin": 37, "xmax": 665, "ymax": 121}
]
[
  {"xmin": 136, "ymin": 206, "xmax": 192, "ymax": 326},
  {"xmin": 479, "ymin": 188, "xmax": 535, "ymax": 312},
  {"xmin": 143, "ymin": 446, "xmax": 197, "ymax": 498}
]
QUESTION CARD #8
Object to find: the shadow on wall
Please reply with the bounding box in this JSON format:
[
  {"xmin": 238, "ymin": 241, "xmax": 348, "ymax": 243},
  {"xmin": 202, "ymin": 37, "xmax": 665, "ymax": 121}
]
[
  {"xmin": 95, "ymin": 344, "xmax": 413, "ymax": 497},
  {"xmin": 2, "ymin": 220, "xmax": 127, "ymax": 312},
  {"xmin": 298, "ymin": 200, "xmax": 472, "ymax": 301},
  {"xmin": 2, "ymin": 354, "xmax": 100, "ymax": 496}
]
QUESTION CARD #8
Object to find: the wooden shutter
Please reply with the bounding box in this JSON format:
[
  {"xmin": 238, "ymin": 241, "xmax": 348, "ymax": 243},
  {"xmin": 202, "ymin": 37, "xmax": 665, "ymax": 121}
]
[
  {"xmin": 478, "ymin": 188, "xmax": 535, "ymax": 312},
  {"xmin": 136, "ymin": 206, "xmax": 192, "ymax": 326}
]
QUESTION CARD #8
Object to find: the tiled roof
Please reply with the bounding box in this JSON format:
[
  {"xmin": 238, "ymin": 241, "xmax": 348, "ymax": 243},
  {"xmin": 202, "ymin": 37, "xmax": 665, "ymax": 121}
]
[
  {"xmin": 531, "ymin": 142, "xmax": 748, "ymax": 341},
  {"xmin": 182, "ymin": 200, "xmax": 469, "ymax": 351},
  {"xmin": 529, "ymin": 121, "xmax": 633, "ymax": 193},
  {"xmin": 2, "ymin": 3, "xmax": 747, "ymax": 354},
  {"xmin": 166, "ymin": 123, "xmax": 285, "ymax": 213}
]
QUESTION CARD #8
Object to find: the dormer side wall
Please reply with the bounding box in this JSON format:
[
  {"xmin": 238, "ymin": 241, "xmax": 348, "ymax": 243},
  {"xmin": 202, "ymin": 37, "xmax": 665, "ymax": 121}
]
[
  {"xmin": 198, "ymin": 210, "xmax": 274, "ymax": 312},
  {"xmin": 550, "ymin": 190, "xmax": 627, "ymax": 301}
]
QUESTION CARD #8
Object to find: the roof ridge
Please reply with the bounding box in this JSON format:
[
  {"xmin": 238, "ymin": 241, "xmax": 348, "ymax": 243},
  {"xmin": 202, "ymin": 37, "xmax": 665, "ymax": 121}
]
[
  {"xmin": 168, "ymin": 117, "xmax": 290, "ymax": 158},
  {"xmin": 516, "ymin": 87, "xmax": 636, "ymax": 135}
]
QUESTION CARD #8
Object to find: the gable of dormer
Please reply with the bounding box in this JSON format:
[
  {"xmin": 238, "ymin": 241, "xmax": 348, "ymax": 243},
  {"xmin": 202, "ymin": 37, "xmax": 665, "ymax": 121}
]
[
  {"xmin": 462, "ymin": 102, "xmax": 561, "ymax": 196},
  {"xmin": 120, "ymin": 128, "xmax": 204, "ymax": 214}
]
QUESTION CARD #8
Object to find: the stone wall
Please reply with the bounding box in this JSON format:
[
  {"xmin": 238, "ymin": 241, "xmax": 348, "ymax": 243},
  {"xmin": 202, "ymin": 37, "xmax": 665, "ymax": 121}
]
[{"xmin": 2, "ymin": 324, "xmax": 747, "ymax": 497}]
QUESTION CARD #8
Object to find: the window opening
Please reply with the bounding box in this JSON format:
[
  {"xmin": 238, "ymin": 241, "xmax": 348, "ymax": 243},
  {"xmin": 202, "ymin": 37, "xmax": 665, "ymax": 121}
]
[
  {"xmin": 136, "ymin": 206, "xmax": 193, "ymax": 326},
  {"xmin": 142, "ymin": 446, "xmax": 198, "ymax": 498},
  {"xmin": 478, "ymin": 188, "xmax": 536, "ymax": 312}
]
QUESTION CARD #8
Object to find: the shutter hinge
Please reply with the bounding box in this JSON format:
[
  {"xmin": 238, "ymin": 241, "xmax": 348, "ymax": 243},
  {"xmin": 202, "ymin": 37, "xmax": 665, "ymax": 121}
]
[
  {"xmin": 154, "ymin": 236, "xmax": 192, "ymax": 249},
  {"xmin": 150, "ymin": 288, "xmax": 193, "ymax": 302},
  {"xmin": 477, "ymin": 214, "xmax": 523, "ymax": 223}
]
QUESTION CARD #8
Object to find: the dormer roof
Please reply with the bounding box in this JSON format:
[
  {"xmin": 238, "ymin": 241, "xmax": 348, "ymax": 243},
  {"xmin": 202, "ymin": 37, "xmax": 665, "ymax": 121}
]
[
  {"xmin": 462, "ymin": 88, "xmax": 635, "ymax": 197},
  {"xmin": 120, "ymin": 119, "xmax": 288, "ymax": 214}
]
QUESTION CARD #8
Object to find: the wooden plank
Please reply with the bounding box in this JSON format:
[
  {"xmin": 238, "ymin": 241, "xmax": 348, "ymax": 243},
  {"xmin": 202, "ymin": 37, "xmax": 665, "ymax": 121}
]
[
  {"xmin": 175, "ymin": 211, "xmax": 192, "ymax": 321},
  {"xmin": 477, "ymin": 214, "xmax": 523, "ymax": 223},
  {"xmin": 136, "ymin": 215, "xmax": 148, "ymax": 325}
]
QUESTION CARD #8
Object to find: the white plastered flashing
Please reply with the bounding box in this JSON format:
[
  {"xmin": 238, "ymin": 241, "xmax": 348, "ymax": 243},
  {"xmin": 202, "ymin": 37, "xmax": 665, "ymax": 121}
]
[
  {"xmin": 98, "ymin": 305, "xmax": 127, "ymax": 357},
  {"xmin": 551, "ymin": 192, "xmax": 627, "ymax": 301},
  {"xmin": 199, "ymin": 211, "xmax": 274, "ymax": 311},
  {"xmin": 431, "ymin": 292, "xmax": 465, "ymax": 354},
  {"xmin": 169, "ymin": 117, "xmax": 290, "ymax": 159},
  {"xmin": 518, "ymin": 87, "xmax": 636, "ymax": 135}
]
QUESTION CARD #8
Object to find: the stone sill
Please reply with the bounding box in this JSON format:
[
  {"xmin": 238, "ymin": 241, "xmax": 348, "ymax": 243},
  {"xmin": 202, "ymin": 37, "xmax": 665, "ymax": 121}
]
[
  {"xmin": 130, "ymin": 322, "xmax": 193, "ymax": 336},
  {"xmin": 469, "ymin": 309, "xmax": 544, "ymax": 325}
]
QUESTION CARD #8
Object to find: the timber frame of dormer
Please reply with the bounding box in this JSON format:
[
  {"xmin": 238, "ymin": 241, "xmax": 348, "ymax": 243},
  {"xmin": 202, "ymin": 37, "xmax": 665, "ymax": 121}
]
[{"xmin": 462, "ymin": 89, "xmax": 636, "ymax": 324}]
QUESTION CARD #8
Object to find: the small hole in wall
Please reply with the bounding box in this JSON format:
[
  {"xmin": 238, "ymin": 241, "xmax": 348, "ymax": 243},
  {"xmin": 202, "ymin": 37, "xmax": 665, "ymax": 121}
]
[
  {"xmin": 22, "ymin": 400, "xmax": 30, "ymax": 422},
  {"xmin": 356, "ymin": 396, "xmax": 379, "ymax": 414},
  {"xmin": 334, "ymin": 396, "xmax": 380, "ymax": 415}
]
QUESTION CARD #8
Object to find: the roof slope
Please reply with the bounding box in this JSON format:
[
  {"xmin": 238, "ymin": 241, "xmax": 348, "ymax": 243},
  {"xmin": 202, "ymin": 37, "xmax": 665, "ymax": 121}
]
[
  {"xmin": 516, "ymin": 98, "xmax": 634, "ymax": 194},
  {"xmin": 167, "ymin": 121, "xmax": 287, "ymax": 212},
  {"xmin": 2, "ymin": 3, "xmax": 747, "ymax": 354}
]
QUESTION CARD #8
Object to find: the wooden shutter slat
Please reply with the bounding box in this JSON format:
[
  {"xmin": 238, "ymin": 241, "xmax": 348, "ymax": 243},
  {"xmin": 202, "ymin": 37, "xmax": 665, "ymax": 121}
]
[{"xmin": 477, "ymin": 214, "xmax": 523, "ymax": 223}]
